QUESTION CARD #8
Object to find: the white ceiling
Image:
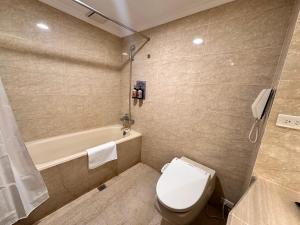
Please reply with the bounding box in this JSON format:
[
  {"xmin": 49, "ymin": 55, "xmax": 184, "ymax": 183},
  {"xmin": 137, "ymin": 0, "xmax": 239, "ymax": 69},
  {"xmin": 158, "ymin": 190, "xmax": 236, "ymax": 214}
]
[{"xmin": 40, "ymin": 0, "xmax": 234, "ymax": 37}]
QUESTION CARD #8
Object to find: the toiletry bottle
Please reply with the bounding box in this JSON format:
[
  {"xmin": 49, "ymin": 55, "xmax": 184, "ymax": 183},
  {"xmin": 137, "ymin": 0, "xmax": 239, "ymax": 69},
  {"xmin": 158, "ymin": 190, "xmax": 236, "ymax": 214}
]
[
  {"xmin": 132, "ymin": 85, "xmax": 137, "ymax": 98},
  {"xmin": 137, "ymin": 88, "xmax": 143, "ymax": 99}
]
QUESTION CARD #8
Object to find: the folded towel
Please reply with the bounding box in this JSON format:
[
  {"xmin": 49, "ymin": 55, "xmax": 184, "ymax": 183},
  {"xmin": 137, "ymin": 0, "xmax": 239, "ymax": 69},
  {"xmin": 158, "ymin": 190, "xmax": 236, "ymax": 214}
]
[{"xmin": 86, "ymin": 141, "xmax": 117, "ymax": 169}]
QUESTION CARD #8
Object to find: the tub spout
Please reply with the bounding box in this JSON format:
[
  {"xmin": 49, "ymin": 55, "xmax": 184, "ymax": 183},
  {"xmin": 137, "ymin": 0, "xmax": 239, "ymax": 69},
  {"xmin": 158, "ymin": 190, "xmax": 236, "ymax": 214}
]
[{"xmin": 122, "ymin": 129, "xmax": 130, "ymax": 137}]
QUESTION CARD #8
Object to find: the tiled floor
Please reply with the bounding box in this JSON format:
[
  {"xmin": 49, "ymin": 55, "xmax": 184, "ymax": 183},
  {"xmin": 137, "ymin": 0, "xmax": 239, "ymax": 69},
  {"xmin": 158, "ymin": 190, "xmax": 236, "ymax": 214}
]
[{"xmin": 35, "ymin": 163, "xmax": 226, "ymax": 225}]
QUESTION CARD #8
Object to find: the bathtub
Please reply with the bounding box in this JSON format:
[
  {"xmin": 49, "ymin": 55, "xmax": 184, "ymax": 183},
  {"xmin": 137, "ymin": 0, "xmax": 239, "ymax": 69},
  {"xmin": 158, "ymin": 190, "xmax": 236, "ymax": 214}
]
[
  {"xmin": 23, "ymin": 125, "xmax": 142, "ymax": 224},
  {"xmin": 27, "ymin": 125, "xmax": 141, "ymax": 171}
]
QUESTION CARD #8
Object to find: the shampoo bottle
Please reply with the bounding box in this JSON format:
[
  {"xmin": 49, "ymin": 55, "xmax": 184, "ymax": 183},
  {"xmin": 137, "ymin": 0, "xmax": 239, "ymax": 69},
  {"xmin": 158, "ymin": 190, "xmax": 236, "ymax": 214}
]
[
  {"xmin": 137, "ymin": 88, "xmax": 143, "ymax": 99},
  {"xmin": 132, "ymin": 85, "xmax": 137, "ymax": 98}
]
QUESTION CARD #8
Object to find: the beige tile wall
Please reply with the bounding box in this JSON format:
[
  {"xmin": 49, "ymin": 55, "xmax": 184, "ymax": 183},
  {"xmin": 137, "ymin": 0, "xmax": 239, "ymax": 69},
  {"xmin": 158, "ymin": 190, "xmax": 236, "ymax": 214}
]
[
  {"xmin": 0, "ymin": 0, "xmax": 297, "ymax": 205},
  {"xmin": 227, "ymin": 178, "xmax": 300, "ymax": 225},
  {"xmin": 254, "ymin": 1, "xmax": 300, "ymax": 193},
  {"xmin": 121, "ymin": 0, "xmax": 295, "ymax": 202},
  {"xmin": 0, "ymin": 0, "xmax": 122, "ymax": 141}
]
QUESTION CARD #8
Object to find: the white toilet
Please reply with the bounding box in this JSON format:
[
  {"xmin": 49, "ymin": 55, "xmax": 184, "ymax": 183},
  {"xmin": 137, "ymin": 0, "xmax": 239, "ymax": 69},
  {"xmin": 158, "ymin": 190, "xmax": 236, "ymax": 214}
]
[{"xmin": 155, "ymin": 157, "xmax": 216, "ymax": 225}]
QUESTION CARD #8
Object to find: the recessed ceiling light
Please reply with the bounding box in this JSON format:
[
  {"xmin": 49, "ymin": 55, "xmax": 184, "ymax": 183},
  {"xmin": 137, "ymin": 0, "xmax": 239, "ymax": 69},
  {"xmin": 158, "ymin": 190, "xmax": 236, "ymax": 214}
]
[
  {"xmin": 193, "ymin": 38, "xmax": 203, "ymax": 45},
  {"xmin": 36, "ymin": 23, "xmax": 49, "ymax": 30},
  {"xmin": 122, "ymin": 52, "xmax": 129, "ymax": 56}
]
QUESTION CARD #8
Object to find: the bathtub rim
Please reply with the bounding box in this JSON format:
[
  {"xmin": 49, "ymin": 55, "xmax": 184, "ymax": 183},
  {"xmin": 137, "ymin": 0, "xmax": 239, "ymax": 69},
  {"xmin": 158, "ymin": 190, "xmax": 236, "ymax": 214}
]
[{"xmin": 25, "ymin": 124, "xmax": 141, "ymax": 171}]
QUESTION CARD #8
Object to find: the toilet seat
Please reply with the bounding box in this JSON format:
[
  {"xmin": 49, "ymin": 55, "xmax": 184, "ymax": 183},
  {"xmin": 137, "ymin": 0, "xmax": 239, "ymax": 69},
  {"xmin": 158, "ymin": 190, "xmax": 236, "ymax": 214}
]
[{"xmin": 156, "ymin": 158, "xmax": 210, "ymax": 212}]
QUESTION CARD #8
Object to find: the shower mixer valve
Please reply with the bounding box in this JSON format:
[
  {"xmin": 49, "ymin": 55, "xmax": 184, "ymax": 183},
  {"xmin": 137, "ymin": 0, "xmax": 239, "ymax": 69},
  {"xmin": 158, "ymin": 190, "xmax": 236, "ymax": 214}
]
[{"xmin": 120, "ymin": 114, "xmax": 134, "ymax": 128}]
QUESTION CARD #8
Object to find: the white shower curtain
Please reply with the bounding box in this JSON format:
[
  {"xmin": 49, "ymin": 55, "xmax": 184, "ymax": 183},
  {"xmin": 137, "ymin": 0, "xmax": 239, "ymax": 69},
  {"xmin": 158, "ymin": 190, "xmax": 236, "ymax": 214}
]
[{"xmin": 0, "ymin": 79, "xmax": 48, "ymax": 225}]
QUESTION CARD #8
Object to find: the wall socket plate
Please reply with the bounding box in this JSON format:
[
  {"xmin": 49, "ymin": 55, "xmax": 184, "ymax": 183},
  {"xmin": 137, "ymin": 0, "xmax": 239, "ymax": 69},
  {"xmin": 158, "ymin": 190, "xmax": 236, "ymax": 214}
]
[{"xmin": 276, "ymin": 114, "xmax": 300, "ymax": 130}]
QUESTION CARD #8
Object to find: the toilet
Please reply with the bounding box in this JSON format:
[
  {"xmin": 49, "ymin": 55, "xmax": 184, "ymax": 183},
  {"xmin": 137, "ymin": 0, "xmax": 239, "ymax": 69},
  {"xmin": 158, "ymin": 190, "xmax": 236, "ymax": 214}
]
[{"xmin": 155, "ymin": 157, "xmax": 216, "ymax": 225}]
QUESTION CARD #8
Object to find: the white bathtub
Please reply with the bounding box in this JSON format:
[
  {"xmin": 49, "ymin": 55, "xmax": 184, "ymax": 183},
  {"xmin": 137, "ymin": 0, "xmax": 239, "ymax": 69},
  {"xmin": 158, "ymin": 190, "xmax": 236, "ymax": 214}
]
[
  {"xmin": 26, "ymin": 125, "xmax": 141, "ymax": 171},
  {"xmin": 24, "ymin": 125, "xmax": 142, "ymax": 223}
]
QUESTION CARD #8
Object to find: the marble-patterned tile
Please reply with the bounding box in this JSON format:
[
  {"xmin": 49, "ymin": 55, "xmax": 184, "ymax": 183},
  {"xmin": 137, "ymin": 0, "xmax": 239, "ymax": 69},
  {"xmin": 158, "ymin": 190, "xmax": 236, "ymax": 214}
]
[
  {"xmin": 253, "ymin": 169, "xmax": 300, "ymax": 192},
  {"xmin": 254, "ymin": 0, "xmax": 300, "ymax": 194},
  {"xmin": 208, "ymin": 0, "xmax": 249, "ymax": 24},
  {"xmin": 207, "ymin": 6, "xmax": 291, "ymax": 54},
  {"xmin": 9, "ymin": 95, "xmax": 65, "ymax": 121},
  {"xmin": 227, "ymin": 215, "xmax": 248, "ymax": 225},
  {"xmin": 247, "ymin": 0, "xmax": 295, "ymax": 17},
  {"xmin": 19, "ymin": 138, "xmax": 141, "ymax": 224},
  {"xmin": 192, "ymin": 204, "xmax": 226, "ymax": 225},
  {"xmin": 1, "ymin": 0, "xmax": 297, "ymax": 213},
  {"xmin": 276, "ymin": 80, "xmax": 300, "ymax": 99},
  {"xmin": 117, "ymin": 137, "xmax": 142, "ymax": 173},
  {"xmin": 0, "ymin": 0, "xmax": 122, "ymax": 141},
  {"xmin": 281, "ymin": 53, "xmax": 300, "ymax": 80},
  {"xmin": 34, "ymin": 164, "xmax": 158, "ymax": 225},
  {"xmin": 230, "ymin": 178, "xmax": 300, "ymax": 225},
  {"xmin": 34, "ymin": 163, "xmax": 226, "ymax": 225},
  {"xmin": 270, "ymin": 97, "xmax": 300, "ymax": 116},
  {"xmin": 0, "ymin": 66, "xmax": 65, "ymax": 97},
  {"xmin": 121, "ymin": 0, "xmax": 294, "ymax": 204}
]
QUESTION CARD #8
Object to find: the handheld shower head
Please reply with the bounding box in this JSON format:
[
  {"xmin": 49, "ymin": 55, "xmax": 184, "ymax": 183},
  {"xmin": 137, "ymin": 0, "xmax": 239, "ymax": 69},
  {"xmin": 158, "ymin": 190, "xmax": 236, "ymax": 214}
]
[
  {"xmin": 129, "ymin": 45, "xmax": 136, "ymax": 61},
  {"xmin": 130, "ymin": 45, "xmax": 136, "ymax": 52}
]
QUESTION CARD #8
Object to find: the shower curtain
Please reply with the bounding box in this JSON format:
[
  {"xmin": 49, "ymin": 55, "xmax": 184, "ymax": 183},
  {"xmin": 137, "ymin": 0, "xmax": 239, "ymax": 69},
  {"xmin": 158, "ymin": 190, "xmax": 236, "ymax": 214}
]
[{"xmin": 0, "ymin": 79, "xmax": 48, "ymax": 225}]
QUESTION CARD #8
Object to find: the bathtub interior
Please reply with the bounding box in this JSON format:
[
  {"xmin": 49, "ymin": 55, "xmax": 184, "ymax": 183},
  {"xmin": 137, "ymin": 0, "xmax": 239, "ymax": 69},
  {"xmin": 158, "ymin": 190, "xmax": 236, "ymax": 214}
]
[{"xmin": 26, "ymin": 125, "xmax": 141, "ymax": 170}]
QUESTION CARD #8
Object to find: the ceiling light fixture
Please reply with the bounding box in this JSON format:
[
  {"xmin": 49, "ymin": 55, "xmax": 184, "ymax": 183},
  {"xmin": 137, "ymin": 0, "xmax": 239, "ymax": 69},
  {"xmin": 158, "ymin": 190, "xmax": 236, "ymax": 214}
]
[{"xmin": 36, "ymin": 23, "xmax": 49, "ymax": 30}]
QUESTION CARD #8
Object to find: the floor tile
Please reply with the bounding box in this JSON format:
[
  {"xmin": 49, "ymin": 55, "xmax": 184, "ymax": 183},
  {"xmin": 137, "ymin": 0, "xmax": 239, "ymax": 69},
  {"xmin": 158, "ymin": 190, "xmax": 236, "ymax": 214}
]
[{"xmin": 35, "ymin": 163, "xmax": 226, "ymax": 225}]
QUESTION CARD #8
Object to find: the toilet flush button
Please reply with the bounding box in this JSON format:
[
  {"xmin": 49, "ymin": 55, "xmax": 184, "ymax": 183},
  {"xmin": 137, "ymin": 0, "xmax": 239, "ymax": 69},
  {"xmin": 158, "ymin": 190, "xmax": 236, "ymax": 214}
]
[{"xmin": 276, "ymin": 114, "xmax": 300, "ymax": 130}]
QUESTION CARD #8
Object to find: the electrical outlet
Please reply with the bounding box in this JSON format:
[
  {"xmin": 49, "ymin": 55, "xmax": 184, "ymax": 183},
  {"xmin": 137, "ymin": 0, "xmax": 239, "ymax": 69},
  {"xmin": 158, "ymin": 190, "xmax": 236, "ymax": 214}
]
[{"xmin": 276, "ymin": 114, "xmax": 300, "ymax": 130}]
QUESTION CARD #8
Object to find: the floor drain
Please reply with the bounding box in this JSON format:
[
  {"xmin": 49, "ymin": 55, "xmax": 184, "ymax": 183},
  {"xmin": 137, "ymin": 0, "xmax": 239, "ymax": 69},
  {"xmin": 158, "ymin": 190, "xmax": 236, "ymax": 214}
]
[{"xmin": 97, "ymin": 184, "xmax": 107, "ymax": 191}]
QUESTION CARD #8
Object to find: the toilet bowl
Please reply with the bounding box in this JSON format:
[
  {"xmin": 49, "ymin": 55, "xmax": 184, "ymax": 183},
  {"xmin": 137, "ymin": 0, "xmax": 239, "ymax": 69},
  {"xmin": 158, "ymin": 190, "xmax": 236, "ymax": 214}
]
[{"xmin": 155, "ymin": 157, "xmax": 216, "ymax": 225}]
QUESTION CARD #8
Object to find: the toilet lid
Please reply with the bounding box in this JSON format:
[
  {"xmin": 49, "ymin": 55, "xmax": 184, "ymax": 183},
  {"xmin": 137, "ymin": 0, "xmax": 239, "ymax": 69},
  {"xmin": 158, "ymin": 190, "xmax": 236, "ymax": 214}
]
[{"xmin": 156, "ymin": 158, "xmax": 210, "ymax": 212}]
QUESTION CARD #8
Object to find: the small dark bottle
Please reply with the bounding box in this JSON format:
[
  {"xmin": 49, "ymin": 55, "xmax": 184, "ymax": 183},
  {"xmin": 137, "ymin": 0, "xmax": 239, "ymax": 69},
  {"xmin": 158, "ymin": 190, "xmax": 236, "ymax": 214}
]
[{"xmin": 132, "ymin": 85, "xmax": 137, "ymax": 98}]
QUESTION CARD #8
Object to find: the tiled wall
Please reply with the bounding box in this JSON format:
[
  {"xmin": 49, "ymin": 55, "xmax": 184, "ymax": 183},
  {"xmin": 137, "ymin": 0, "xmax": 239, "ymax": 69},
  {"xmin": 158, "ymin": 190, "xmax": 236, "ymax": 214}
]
[
  {"xmin": 254, "ymin": 1, "xmax": 300, "ymax": 193},
  {"xmin": 0, "ymin": 0, "xmax": 297, "ymax": 204},
  {"xmin": 0, "ymin": 0, "xmax": 122, "ymax": 141},
  {"xmin": 121, "ymin": 0, "xmax": 295, "ymax": 202}
]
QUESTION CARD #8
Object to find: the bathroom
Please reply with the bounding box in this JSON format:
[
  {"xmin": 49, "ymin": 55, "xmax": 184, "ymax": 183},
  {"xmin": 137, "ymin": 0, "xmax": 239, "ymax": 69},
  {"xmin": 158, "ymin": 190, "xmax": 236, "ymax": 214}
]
[{"xmin": 0, "ymin": 0, "xmax": 299, "ymax": 224}]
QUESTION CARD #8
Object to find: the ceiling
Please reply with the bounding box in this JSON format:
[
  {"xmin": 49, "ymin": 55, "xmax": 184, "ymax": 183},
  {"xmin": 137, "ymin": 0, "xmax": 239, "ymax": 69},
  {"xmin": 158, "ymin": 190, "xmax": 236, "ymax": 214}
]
[{"xmin": 40, "ymin": 0, "xmax": 234, "ymax": 37}]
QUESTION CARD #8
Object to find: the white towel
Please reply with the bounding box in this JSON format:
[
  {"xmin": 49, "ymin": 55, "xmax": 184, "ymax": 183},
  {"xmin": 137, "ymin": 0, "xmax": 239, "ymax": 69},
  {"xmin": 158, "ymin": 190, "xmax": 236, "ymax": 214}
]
[{"xmin": 87, "ymin": 141, "xmax": 117, "ymax": 169}]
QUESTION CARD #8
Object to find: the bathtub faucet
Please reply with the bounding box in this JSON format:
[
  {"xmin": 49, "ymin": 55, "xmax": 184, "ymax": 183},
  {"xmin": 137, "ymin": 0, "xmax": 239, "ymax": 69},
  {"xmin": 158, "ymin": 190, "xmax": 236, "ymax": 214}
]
[
  {"xmin": 122, "ymin": 129, "xmax": 130, "ymax": 137},
  {"xmin": 120, "ymin": 113, "xmax": 134, "ymax": 129}
]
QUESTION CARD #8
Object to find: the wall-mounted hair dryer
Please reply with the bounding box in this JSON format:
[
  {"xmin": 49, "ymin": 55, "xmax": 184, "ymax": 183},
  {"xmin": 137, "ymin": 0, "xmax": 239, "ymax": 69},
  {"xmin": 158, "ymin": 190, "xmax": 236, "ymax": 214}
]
[{"xmin": 248, "ymin": 88, "xmax": 274, "ymax": 143}]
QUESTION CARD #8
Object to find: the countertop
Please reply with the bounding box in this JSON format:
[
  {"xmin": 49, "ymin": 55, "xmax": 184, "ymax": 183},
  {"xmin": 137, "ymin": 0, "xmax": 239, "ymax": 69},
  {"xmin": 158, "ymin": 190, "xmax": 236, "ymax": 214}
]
[{"xmin": 227, "ymin": 177, "xmax": 300, "ymax": 225}]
